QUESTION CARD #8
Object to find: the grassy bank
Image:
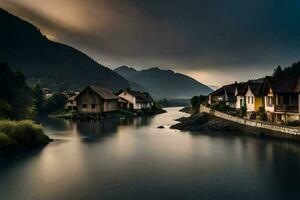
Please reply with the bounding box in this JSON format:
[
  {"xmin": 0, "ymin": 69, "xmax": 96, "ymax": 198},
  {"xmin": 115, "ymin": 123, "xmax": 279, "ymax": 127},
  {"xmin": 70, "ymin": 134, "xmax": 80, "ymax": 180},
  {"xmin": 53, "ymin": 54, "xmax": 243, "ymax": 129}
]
[{"xmin": 0, "ymin": 120, "xmax": 52, "ymax": 157}]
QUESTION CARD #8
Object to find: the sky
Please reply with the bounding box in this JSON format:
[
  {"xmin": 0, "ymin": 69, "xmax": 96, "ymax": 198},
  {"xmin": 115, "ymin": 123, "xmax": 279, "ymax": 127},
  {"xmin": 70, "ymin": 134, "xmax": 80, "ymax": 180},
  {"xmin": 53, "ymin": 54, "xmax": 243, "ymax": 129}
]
[{"xmin": 1, "ymin": 0, "xmax": 300, "ymax": 87}]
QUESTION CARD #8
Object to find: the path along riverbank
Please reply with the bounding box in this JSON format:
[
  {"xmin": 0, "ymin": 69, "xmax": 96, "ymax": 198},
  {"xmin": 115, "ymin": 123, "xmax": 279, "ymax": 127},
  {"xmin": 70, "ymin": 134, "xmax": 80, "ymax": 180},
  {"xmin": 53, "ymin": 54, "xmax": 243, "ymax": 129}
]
[{"xmin": 171, "ymin": 106, "xmax": 300, "ymax": 141}]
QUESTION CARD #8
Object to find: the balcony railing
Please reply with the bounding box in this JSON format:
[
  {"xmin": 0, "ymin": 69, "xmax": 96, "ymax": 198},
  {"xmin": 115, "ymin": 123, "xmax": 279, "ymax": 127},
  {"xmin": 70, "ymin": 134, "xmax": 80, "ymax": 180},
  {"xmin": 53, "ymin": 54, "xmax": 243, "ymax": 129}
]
[{"xmin": 275, "ymin": 105, "xmax": 299, "ymax": 113}]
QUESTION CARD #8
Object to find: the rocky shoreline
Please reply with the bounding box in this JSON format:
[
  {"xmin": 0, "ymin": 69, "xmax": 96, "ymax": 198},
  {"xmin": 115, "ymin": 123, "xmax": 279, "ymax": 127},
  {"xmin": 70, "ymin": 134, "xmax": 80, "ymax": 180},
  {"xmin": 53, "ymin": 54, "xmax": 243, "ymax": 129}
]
[{"xmin": 170, "ymin": 113, "xmax": 300, "ymax": 140}]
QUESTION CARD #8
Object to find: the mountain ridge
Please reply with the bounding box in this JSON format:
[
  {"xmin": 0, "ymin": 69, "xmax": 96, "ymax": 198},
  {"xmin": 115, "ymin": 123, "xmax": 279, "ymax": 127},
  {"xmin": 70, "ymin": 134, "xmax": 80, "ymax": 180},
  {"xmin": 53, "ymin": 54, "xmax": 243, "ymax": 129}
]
[
  {"xmin": 114, "ymin": 66, "xmax": 213, "ymax": 98},
  {"xmin": 0, "ymin": 8, "xmax": 129, "ymax": 91}
]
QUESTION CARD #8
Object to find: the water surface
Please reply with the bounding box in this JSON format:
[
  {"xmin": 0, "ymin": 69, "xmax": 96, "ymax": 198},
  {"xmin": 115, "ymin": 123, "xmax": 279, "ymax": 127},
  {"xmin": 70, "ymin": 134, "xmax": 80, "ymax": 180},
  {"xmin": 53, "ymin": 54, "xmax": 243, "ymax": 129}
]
[{"xmin": 1, "ymin": 107, "xmax": 300, "ymax": 200}]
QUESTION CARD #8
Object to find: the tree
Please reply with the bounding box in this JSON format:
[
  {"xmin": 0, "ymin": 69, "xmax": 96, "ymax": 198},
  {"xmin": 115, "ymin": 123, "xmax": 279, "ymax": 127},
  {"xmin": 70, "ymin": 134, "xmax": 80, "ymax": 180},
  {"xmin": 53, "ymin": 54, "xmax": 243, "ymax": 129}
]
[
  {"xmin": 273, "ymin": 65, "xmax": 283, "ymax": 77},
  {"xmin": 0, "ymin": 63, "xmax": 33, "ymax": 119},
  {"xmin": 43, "ymin": 93, "xmax": 67, "ymax": 114},
  {"xmin": 32, "ymin": 84, "xmax": 45, "ymax": 114},
  {"xmin": 0, "ymin": 100, "xmax": 11, "ymax": 119}
]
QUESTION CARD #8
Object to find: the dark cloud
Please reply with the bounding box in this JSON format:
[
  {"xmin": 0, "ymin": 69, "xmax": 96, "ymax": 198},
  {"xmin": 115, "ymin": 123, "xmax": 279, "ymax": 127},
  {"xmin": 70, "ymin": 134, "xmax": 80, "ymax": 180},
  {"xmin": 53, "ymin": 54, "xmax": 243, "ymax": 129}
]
[{"xmin": 1, "ymin": 0, "xmax": 300, "ymax": 86}]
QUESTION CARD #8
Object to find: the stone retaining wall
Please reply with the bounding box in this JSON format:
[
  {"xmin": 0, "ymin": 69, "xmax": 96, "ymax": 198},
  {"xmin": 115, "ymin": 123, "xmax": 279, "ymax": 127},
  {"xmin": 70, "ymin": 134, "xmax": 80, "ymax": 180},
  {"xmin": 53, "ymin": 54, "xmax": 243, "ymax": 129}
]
[{"xmin": 200, "ymin": 105, "xmax": 300, "ymax": 135}]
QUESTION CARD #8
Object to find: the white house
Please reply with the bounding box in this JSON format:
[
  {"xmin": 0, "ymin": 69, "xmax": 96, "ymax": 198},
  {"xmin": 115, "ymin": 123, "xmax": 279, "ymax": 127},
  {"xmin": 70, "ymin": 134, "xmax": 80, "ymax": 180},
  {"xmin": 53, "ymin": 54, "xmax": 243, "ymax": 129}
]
[
  {"xmin": 234, "ymin": 82, "xmax": 246, "ymax": 109},
  {"xmin": 118, "ymin": 90, "xmax": 154, "ymax": 110}
]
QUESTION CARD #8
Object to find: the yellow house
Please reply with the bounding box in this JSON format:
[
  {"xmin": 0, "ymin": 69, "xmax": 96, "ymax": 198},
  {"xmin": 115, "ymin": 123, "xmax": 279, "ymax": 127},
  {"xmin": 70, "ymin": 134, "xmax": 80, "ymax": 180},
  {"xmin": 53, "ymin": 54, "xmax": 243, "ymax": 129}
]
[{"xmin": 242, "ymin": 81, "xmax": 264, "ymax": 117}]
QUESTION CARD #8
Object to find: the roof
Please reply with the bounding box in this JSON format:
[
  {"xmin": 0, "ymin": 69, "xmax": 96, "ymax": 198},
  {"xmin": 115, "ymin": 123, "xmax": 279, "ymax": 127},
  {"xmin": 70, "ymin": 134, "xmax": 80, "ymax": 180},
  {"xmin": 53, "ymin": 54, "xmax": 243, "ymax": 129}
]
[
  {"xmin": 241, "ymin": 79, "xmax": 264, "ymax": 96},
  {"xmin": 125, "ymin": 89, "xmax": 153, "ymax": 103},
  {"xmin": 68, "ymin": 94, "xmax": 78, "ymax": 101},
  {"xmin": 235, "ymin": 82, "xmax": 247, "ymax": 96},
  {"xmin": 77, "ymin": 85, "xmax": 119, "ymax": 100},
  {"xmin": 209, "ymin": 84, "xmax": 236, "ymax": 102},
  {"xmin": 264, "ymin": 76, "xmax": 300, "ymax": 94}
]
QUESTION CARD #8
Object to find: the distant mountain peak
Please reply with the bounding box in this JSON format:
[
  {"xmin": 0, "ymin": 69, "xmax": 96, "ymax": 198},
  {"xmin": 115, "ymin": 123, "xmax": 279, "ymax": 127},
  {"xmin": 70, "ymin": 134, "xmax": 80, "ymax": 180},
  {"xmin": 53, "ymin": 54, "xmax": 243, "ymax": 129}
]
[{"xmin": 114, "ymin": 66, "xmax": 213, "ymax": 98}]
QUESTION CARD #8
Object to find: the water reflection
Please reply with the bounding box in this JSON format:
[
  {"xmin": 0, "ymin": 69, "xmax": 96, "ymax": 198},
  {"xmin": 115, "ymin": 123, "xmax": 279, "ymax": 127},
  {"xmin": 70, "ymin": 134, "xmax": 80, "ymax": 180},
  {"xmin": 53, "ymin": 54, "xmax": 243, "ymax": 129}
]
[{"xmin": 1, "ymin": 108, "xmax": 300, "ymax": 199}]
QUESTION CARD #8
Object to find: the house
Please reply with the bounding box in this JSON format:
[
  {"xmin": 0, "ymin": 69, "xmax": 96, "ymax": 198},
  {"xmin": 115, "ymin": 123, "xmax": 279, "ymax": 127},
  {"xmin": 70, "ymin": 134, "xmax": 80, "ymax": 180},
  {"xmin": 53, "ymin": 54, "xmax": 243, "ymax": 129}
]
[
  {"xmin": 118, "ymin": 89, "xmax": 154, "ymax": 109},
  {"xmin": 208, "ymin": 84, "xmax": 236, "ymax": 108},
  {"xmin": 234, "ymin": 82, "xmax": 247, "ymax": 109},
  {"xmin": 242, "ymin": 80, "xmax": 264, "ymax": 117},
  {"xmin": 262, "ymin": 76, "xmax": 300, "ymax": 123},
  {"xmin": 66, "ymin": 94, "xmax": 78, "ymax": 111},
  {"xmin": 75, "ymin": 86, "xmax": 119, "ymax": 115},
  {"xmin": 42, "ymin": 88, "xmax": 53, "ymax": 99}
]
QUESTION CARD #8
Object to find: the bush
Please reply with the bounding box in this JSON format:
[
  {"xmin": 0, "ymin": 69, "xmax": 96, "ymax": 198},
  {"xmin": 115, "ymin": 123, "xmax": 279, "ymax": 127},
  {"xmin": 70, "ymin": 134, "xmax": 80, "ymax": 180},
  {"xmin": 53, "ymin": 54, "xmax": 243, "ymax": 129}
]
[
  {"xmin": 0, "ymin": 120, "xmax": 51, "ymax": 150},
  {"xmin": 258, "ymin": 107, "xmax": 268, "ymax": 121},
  {"xmin": 210, "ymin": 103, "xmax": 227, "ymax": 112}
]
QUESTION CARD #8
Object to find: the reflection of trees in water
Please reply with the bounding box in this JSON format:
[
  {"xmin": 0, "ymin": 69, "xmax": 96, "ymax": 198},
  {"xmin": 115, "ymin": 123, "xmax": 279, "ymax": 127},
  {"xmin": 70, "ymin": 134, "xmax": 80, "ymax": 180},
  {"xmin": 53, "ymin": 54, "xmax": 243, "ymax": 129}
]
[{"xmin": 37, "ymin": 117, "xmax": 70, "ymax": 132}]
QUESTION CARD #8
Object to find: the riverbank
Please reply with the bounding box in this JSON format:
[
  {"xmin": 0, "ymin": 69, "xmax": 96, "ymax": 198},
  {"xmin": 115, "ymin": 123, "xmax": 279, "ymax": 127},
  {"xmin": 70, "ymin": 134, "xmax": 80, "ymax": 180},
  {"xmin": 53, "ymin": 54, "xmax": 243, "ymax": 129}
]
[
  {"xmin": 50, "ymin": 107, "xmax": 166, "ymax": 120},
  {"xmin": 0, "ymin": 120, "xmax": 52, "ymax": 159},
  {"xmin": 170, "ymin": 112, "xmax": 300, "ymax": 140}
]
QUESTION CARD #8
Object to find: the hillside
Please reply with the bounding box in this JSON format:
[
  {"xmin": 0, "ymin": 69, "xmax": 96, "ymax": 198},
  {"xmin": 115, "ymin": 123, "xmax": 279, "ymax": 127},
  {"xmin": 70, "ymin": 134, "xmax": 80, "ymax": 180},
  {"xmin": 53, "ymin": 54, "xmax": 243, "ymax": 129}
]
[
  {"xmin": 114, "ymin": 66, "xmax": 213, "ymax": 98},
  {"xmin": 0, "ymin": 8, "xmax": 129, "ymax": 91}
]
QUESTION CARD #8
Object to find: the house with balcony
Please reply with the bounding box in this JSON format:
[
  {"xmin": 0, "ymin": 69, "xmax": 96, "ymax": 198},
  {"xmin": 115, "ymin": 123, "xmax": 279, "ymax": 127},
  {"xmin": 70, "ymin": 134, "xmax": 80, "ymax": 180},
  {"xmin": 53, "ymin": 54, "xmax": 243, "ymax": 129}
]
[{"xmin": 262, "ymin": 76, "xmax": 300, "ymax": 123}]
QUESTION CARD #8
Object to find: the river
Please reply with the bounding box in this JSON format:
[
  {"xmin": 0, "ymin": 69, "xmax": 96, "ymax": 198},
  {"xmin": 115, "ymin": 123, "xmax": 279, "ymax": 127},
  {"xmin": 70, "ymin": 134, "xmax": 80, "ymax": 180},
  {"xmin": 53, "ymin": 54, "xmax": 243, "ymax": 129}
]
[{"xmin": 0, "ymin": 107, "xmax": 300, "ymax": 200}]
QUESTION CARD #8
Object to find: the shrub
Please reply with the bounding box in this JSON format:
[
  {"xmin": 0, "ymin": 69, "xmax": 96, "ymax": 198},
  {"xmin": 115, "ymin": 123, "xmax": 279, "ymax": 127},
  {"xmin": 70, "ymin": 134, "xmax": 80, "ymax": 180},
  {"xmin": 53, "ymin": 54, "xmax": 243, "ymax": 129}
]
[
  {"xmin": 0, "ymin": 120, "xmax": 50, "ymax": 150},
  {"xmin": 210, "ymin": 102, "xmax": 227, "ymax": 112},
  {"xmin": 258, "ymin": 107, "xmax": 268, "ymax": 121},
  {"xmin": 0, "ymin": 132, "xmax": 14, "ymax": 148}
]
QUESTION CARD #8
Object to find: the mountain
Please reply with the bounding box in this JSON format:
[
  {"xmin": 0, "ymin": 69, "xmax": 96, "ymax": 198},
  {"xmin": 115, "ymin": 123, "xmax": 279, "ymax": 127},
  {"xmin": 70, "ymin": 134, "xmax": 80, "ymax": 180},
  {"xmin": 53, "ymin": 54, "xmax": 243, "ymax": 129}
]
[
  {"xmin": 0, "ymin": 8, "xmax": 129, "ymax": 91},
  {"xmin": 114, "ymin": 66, "xmax": 213, "ymax": 98}
]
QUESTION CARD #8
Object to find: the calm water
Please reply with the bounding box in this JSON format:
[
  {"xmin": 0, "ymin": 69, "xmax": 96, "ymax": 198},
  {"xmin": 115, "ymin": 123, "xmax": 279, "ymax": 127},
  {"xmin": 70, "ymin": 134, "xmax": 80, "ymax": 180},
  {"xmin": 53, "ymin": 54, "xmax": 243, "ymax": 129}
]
[{"xmin": 1, "ymin": 107, "xmax": 300, "ymax": 200}]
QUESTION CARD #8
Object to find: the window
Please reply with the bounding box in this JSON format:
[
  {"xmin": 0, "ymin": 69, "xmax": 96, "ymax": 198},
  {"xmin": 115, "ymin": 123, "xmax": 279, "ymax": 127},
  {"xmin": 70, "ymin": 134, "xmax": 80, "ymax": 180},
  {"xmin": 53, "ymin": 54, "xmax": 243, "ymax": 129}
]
[
  {"xmin": 82, "ymin": 104, "xmax": 87, "ymax": 108},
  {"xmin": 92, "ymin": 104, "xmax": 96, "ymax": 109},
  {"xmin": 267, "ymin": 97, "xmax": 273, "ymax": 106},
  {"xmin": 248, "ymin": 97, "xmax": 250, "ymax": 104},
  {"xmin": 251, "ymin": 97, "xmax": 253, "ymax": 104}
]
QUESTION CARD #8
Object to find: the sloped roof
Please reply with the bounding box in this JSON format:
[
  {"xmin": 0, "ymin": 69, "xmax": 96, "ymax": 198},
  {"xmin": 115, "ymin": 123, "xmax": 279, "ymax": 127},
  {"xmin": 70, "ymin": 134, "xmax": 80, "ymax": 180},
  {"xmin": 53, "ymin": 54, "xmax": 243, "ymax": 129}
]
[
  {"xmin": 242, "ymin": 79, "xmax": 264, "ymax": 96},
  {"xmin": 265, "ymin": 76, "xmax": 300, "ymax": 94},
  {"xmin": 210, "ymin": 84, "xmax": 235, "ymax": 96},
  {"xmin": 76, "ymin": 85, "xmax": 119, "ymax": 100},
  {"xmin": 235, "ymin": 82, "xmax": 247, "ymax": 96},
  {"xmin": 126, "ymin": 90, "xmax": 154, "ymax": 103}
]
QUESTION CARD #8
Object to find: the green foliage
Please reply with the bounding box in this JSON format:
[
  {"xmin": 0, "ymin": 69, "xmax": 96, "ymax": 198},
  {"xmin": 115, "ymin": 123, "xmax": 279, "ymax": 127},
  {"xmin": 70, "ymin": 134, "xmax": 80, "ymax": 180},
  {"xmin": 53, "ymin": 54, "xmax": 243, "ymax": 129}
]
[
  {"xmin": 0, "ymin": 63, "xmax": 33, "ymax": 119},
  {"xmin": 210, "ymin": 102, "xmax": 227, "ymax": 112},
  {"xmin": 32, "ymin": 84, "xmax": 45, "ymax": 114},
  {"xmin": 190, "ymin": 95, "xmax": 207, "ymax": 114},
  {"xmin": 258, "ymin": 107, "xmax": 268, "ymax": 121},
  {"xmin": 0, "ymin": 120, "xmax": 50, "ymax": 150},
  {"xmin": 0, "ymin": 100, "xmax": 12, "ymax": 119},
  {"xmin": 273, "ymin": 62, "xmax": 300, "ymax": 78},
  {"xmin": 43, "ymin": 93, "xmax": 68, "ymax": 114}
]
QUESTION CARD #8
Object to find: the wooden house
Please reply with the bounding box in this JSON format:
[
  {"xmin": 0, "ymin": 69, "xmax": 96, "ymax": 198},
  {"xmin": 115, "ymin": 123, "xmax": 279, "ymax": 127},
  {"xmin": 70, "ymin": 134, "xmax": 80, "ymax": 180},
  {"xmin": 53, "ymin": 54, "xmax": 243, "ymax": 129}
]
[
  {"xmin": 75, "ymin": 86, "xmax": 119, "ymax": 115},
  {"xmin": 66, "ymin": 94, "xmax": 78, "ymax": 111},
  {"xmin": 262, "ymin": 76, "xmax": 300, "ymax": 123},
  {"xmin": 118, "ymin": 89, "xmax": 154, "ymax": 110}
]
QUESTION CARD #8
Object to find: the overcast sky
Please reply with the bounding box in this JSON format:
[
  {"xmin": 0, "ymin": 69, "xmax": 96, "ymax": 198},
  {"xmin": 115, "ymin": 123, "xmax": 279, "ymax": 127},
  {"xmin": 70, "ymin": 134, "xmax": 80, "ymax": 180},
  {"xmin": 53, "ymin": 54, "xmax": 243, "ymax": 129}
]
[{"xmin": 1, "ymin": 0, "xmax": 300, "ymax": 87}]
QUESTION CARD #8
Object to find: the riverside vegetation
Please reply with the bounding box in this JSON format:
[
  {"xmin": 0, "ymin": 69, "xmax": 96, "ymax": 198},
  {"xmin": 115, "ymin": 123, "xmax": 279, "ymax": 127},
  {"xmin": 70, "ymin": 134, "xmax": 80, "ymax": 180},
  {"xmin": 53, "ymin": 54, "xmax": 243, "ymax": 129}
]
[
  {"xmin": 0, "ymin": 120, "xmax": 51, "ymax": 158},
  {"xmin": 0, "ymin": 63, "xmax": 52, "ymax": 158}
]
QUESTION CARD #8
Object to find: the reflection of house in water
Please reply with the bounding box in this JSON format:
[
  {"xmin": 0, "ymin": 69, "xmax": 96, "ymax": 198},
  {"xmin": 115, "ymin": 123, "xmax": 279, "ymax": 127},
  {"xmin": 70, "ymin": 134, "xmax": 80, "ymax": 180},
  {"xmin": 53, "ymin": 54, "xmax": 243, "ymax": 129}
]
[
  {"xmin": 76, "ymin": 119, "xmax": 120, "ymax": 137},
  {"xmin": 120, "ymin": 116, "xmax": 153, "ymax": 127}
]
